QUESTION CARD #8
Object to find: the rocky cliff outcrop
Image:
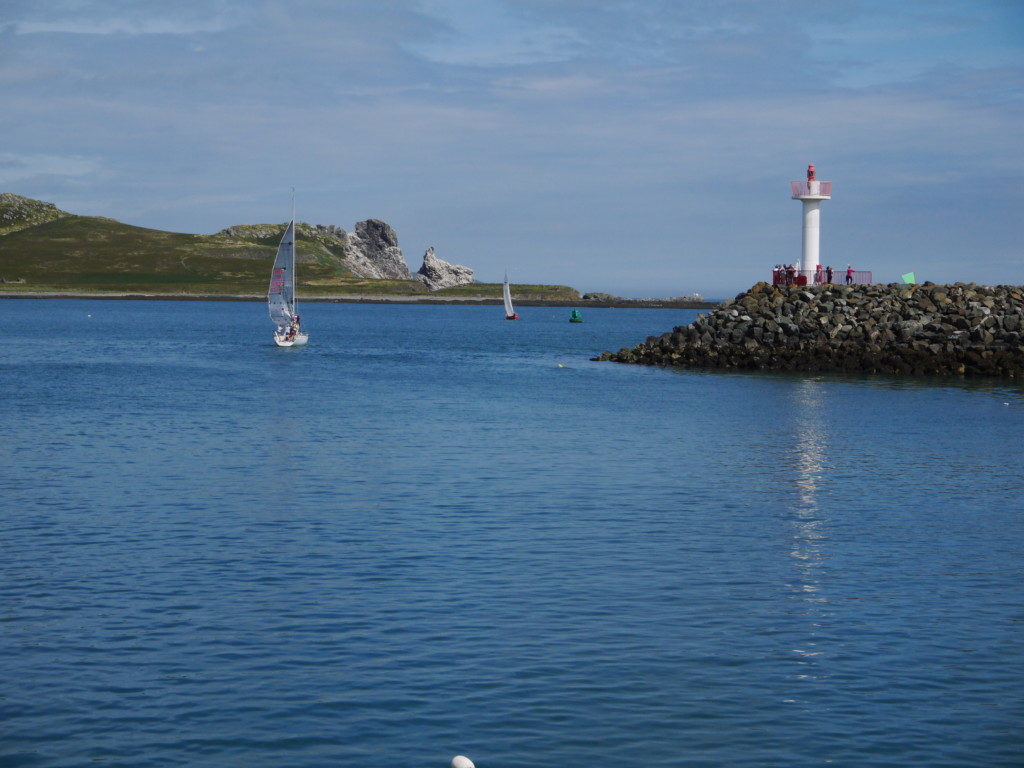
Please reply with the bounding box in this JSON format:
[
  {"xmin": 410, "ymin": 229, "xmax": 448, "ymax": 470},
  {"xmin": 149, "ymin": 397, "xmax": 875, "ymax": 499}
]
[
  {"xmin": 416, "ymin": 247, "xmax": 475, "ymax": 291},
  {"xmin": 217, "ymin": 218, "xmax": 413, "ymax": 279},
  {"xmin": 346, "ymin": 219, "xmax": 411, "ymax": 280},
  {"xmin": 596, "ymin": 282, "xmax": 1024, "ymax": 378}
]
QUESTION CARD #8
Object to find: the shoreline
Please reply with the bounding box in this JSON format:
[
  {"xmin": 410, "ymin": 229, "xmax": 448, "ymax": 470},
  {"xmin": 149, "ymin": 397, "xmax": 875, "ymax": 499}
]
[{"xmin": 0, "ymin": 291, "xmax": 718, "ymax": 310}]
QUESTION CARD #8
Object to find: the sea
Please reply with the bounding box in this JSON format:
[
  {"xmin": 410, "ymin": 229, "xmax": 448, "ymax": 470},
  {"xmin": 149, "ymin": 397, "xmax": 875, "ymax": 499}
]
[{"xmin": 2, "ymin": 299, "xmax": 1023, "ymax": 768}]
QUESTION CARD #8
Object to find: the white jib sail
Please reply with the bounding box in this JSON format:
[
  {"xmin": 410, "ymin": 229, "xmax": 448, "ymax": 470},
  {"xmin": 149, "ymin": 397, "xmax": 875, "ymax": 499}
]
[
  {"xmin": 268, "ymin": 221, "xmax": 296, "ymax": 327},
  {"xmin": 503, "ymin": 273, "xmax": 515, "ymax": 316}
]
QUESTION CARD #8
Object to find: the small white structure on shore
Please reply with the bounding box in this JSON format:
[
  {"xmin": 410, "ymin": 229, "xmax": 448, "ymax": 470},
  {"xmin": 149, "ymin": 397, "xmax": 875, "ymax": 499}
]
[{"xmin": 790, "ymin": 164, "xmax": 832, "ymax": 276}]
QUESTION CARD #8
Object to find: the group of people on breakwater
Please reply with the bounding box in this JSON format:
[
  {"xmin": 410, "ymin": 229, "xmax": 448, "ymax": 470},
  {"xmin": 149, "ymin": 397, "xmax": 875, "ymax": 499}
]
[{"xmin": 772, "ymin": 264, "xmax": 855, "ymax": 287}]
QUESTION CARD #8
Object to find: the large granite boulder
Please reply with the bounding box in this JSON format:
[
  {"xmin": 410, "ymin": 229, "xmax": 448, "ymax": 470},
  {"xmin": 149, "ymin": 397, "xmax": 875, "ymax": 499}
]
[{"xmin": 416, "ymin": 247, "xmax": 475, "ymax": 291}]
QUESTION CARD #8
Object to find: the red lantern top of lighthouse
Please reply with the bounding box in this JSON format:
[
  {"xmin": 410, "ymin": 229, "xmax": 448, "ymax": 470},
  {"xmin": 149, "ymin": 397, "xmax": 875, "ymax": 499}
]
[{"xmin": 791, "ymin": 163, "xmax": 831, "ymax": 199}]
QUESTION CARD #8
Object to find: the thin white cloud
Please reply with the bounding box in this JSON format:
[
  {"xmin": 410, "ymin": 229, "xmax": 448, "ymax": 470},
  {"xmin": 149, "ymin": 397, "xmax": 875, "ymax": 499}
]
[
  {"xmin": 410, "ymin": 0, "xmax": 581, "ymax": 66},
  {"xmin": 493, "ymin": 73, "xmax": 606, "ymax": 96},
  {"xmin": 0, "ymin": 153, "xmax": 101, "ymax": 184},
  {"xmin": 9, "ymin": 1, "xmax": 246, "ymax": 37},
  {"xmin": 15, "ymin": 17, "xmax": 233, "ymax": 35}
]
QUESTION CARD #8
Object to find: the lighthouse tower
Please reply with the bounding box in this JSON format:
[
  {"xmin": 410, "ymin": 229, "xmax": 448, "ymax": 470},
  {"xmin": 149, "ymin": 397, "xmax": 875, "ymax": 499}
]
[{"xmin": 790, "ymin": 164, "xmax": 832, "ymax": 280}]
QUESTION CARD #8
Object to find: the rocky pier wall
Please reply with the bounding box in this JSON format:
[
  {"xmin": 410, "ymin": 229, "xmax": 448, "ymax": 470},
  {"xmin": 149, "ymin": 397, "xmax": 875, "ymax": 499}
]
[{"xmin": 596, "ymin": 282, "xmax": 1024, "ymax": 377}]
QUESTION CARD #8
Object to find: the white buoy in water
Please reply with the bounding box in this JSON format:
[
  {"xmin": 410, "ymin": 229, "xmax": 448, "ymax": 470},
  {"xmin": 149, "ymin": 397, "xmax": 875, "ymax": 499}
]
[{"xmin": 452, "ymin": 756, "xmax": 475, "ymax": 768}]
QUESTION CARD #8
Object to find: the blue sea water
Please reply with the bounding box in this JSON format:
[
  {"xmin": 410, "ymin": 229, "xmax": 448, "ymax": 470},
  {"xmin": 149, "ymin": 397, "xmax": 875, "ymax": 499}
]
[{"xmin": 1, "ymin": 299, "xmax": 1023, "ymax": 768}]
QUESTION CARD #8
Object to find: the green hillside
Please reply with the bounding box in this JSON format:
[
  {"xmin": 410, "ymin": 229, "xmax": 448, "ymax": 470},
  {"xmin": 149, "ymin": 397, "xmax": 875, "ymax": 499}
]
[
  {"xmin": 0, "ymin": 214, "xmax": 368, "ymax": 294},
  {"xmin": 0, "ymin": 194, "xmax": 579, "ymax": 299}
]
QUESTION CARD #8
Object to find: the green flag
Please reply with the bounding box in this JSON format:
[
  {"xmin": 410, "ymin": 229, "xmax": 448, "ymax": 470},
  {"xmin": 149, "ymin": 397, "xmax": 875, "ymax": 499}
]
[{"xmin": 901, "ymin": 272, "xmax": 916, "ymax": 284}]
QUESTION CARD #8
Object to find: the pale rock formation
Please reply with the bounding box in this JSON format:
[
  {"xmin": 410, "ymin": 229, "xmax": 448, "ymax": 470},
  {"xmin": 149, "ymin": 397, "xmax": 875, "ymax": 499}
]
[{"xmin": 416, "ymin": 247, "xmax": 475, "ymax": 291}]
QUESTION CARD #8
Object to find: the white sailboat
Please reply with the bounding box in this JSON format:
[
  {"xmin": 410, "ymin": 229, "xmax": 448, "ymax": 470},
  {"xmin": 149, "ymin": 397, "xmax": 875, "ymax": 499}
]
[
  {"xmin": 503, "ymin": 272, "xmax": 519, "ymax": 320},
  {"xmin": 268, "ymin": 215, "xmax": 308, "ymax": 347}
]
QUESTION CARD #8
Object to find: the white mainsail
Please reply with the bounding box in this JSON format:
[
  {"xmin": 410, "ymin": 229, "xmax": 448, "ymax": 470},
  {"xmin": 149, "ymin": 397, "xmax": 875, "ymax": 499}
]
[
  {"xmin": 503, "ymin": 272, "xmax": 515, "ymax": 317},
  {"xmin": 268, "ymin": 221, "xmax": 296, "ymax": 327}
]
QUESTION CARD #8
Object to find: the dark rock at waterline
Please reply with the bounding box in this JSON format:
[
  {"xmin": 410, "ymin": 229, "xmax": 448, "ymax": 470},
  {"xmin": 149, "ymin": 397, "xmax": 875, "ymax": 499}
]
[{"xmin": 594, "ymin": 282, "xmax": 1024, "ymax": 377}]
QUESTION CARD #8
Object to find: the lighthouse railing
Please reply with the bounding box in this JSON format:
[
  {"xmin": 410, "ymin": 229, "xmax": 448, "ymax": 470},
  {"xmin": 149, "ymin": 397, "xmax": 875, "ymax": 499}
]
[
  {"xmin": 790, "ymin": 181, "xmax": 832, "ymax": 196},
  {"xmin": 771, "ymin": 269, "xmax": 872, "ymax": 287}
]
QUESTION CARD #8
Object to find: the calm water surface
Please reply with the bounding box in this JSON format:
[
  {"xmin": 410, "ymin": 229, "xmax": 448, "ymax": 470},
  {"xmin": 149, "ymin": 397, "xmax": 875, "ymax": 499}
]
[{"xmin": 2, "ymin": 300, "xmax": 1023, "ymax": 768}]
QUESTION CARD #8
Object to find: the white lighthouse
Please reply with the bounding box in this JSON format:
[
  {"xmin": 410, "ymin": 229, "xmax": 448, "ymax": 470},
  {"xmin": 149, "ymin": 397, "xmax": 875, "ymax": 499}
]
[{"xmin": 790, "ymin": 164, "xmax": 831, "ymax": 279}]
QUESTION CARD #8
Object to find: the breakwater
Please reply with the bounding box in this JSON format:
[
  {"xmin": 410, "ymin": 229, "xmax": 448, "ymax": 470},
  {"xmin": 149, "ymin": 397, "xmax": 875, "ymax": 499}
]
[{"xmin": 596, "ymin": 282, "xmax": 1024, "ymax": 377}]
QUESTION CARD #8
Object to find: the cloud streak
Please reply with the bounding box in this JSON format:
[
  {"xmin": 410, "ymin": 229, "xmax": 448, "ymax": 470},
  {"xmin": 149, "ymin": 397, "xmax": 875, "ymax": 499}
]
[
  {"xmin": 13, "ymin": 17, "xmax": 235, "ymax": 36},
  {"xmin": 0, "ymin": 153, "xmax": 101, "ymax": 184},
  {"xmin": 5, "ymin": 0, "xmax": 247, "ymax": 37}
]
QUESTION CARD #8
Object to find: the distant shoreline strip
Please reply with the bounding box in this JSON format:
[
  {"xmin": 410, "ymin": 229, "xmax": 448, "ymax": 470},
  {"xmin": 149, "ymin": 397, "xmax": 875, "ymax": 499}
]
[{"xmin": 0, "ymin": 292, "xmax": 717, "ymax": 309}]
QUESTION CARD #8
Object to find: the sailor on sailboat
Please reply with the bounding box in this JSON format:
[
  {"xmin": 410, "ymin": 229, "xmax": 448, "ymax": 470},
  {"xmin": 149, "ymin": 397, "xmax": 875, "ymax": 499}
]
[
  {"xmin": 268, "ymin": 214, "xmax": 309, "ymax": 347},
  {"xmin": 503, "ymin": 272, "xmax": 520, "ymax": 320}
]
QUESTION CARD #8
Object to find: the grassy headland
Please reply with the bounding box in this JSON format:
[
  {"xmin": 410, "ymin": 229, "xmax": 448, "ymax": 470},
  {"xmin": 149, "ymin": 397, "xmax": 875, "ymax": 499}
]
[{"xmin": 0, "ymin": 194, "xmax": 579, "ymax": 300}]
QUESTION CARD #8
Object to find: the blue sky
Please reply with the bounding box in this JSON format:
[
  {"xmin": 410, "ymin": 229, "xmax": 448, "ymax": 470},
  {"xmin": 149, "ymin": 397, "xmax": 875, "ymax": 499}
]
[{"xmin": 1, "ymin": 0, "xmax": 1021, "ymax": 296}]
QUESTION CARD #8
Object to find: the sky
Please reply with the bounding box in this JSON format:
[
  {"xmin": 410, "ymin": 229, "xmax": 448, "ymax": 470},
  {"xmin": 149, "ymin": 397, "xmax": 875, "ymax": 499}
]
[{"xmin": 1, "ymin": 0, "xmax": 1022, "ymax": 297}]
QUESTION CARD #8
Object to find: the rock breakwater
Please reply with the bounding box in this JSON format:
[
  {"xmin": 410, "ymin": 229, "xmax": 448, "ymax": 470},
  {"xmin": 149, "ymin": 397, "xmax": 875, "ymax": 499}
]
[{"xmin": 596, "ymin": 282, "xmax": 1024, "ymax": 377}]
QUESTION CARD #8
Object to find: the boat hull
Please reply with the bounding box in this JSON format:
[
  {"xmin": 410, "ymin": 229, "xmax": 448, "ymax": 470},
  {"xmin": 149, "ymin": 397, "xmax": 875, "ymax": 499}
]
[
  {"xmin": 505, "ymin": 314, "xmax": 520, "ymax": 320},
  {"xmin": 274, "ymin": 332, "xmax": 309, "ymax": 347}
]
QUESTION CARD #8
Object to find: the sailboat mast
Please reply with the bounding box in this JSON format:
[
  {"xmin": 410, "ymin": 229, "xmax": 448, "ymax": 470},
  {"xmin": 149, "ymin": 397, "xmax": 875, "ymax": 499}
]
[{"xmin": 290, "ymin": 187, "xmax": 297, "ymax": 319}]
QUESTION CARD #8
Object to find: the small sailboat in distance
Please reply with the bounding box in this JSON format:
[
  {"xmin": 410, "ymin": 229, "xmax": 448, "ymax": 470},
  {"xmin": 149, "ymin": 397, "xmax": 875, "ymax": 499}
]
[
  {"xmin": 503, "ymin": 272, "xmax": 520, "ymax": 320},
  {"xmin": 268, "ymin": 200, "xmax": 308, "ymax": 347},
  {"xmin": 569, "ymin": 308, "xmax": 583, "ymax": 323}
]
